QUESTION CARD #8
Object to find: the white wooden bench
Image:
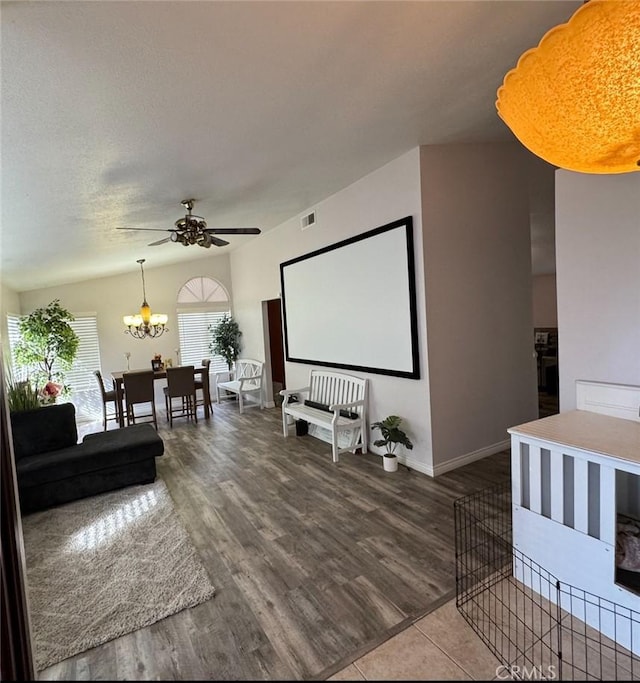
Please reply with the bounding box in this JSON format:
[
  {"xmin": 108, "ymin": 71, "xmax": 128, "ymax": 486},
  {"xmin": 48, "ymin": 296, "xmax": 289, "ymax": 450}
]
[
  {"xmin": 280, "ymin": 370, "xmax": 368, "ymax": 463},
  {"xmin": 215, "ymin": 359, "xmax": 264, "ymax": 414}
]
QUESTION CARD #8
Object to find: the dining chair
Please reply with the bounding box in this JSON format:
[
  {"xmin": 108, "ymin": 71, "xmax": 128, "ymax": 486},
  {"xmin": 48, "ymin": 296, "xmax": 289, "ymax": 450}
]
[
  {"xmin": 194, "ymin": 358, "xmax": 213, "ymax": 416},
  {"xmin": 94, "ymin": 370, "xmax": 120, "ymax": 431},
  {"xmin": 163, "ymin": 365, "xmax": 197, "ymax": 428},
  {"xmin": 122, "ymin": 370, "xmax": 158, "ymax": 429}
]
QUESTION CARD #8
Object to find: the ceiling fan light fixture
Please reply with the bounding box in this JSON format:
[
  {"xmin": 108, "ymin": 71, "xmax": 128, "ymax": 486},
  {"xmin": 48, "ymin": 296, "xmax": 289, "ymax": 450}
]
[
  {"xmin": 123, "ymin": 259, "xmax": 168, "ymax": 339},
  {"xmin": 496, "ymin": 0, "xmax": 640, "ymax": 174},
  {"xmin": 119, "ymin": 198, "xmax": 261, "ymax": 248},
  {"xmin": 198, "ymin": 232, "xmax": 212, "ymax": 248}
]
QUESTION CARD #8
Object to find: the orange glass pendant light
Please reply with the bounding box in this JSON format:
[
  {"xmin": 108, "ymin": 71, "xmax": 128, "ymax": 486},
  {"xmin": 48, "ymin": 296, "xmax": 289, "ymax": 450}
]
[{"xmin": 496, "ymin": 0, "xmax": 640, "ymax": 174}]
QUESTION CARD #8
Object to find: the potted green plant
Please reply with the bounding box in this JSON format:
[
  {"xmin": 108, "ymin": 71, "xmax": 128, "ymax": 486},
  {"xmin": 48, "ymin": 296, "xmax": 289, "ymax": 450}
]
[
  {"xmin": 6, "ymin": 375, "xmax": 41, "ymax": 413},
  {"xmin": 13, "ymin": 299, "xmax": 79, "ymax": 398},
  {"xmin": 209, "ymin": 314, "xmax": 242, "ymax": 372},
  {"xmin": 371, "ymin": 415, "xmax": 413, "ymax": 472}
]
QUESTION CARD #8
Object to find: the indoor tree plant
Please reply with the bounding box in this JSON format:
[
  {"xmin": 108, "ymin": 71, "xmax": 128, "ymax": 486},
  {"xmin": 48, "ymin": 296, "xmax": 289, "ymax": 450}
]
[
  {"xmin": 13, "ymin": 299, "xmax": 79, "ymax": 399},
  {"xmin": 209, "ymin": 314, "xmax": 242, "ymax": 372},
  {"xmin": 371, "ymin": 415, "xmax": 413, "ymax": 472}
]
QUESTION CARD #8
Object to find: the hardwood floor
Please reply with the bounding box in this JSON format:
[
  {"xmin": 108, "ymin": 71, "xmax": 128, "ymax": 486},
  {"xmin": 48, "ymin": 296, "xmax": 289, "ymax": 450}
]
[{"xmin": 40, "ymin": 402, "xmax": 510, "ymax": 681}]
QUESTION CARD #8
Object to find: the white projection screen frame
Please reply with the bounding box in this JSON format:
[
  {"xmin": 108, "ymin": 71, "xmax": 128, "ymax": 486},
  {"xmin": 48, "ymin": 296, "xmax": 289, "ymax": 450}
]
[{"xmin": 280, "ymin": 216, "xmax": 420, "ymax": 379}]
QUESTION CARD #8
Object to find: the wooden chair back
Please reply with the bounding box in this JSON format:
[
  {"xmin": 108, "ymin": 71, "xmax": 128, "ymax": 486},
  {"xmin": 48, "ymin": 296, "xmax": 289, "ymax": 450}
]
[
  {"xmin": 122, "ymin": 370, "xmax": 157, "ymax": 428},
  {"xmin": 166, "ymin": 365, "xmax": 195, "ymax": 397},
  {"xmin": 123, "ymin": 370, "xmax": 155, "ymax": 404},
  {"xmin": 94, "ymin": 370, "xmax": 114, "ymax": 400}
]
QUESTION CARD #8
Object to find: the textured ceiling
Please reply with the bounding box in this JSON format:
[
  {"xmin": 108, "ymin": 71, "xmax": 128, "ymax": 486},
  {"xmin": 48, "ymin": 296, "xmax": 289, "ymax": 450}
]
[{"xmin": 1, "ymin": 1, "xmax": 579, "ymax": 291}]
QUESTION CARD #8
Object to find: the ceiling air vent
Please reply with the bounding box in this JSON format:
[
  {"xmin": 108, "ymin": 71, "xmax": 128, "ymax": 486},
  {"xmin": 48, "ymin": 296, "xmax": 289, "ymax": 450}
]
[{"xmin": 300, "ymin": 210, "xmax": 316, "ymax": 230}]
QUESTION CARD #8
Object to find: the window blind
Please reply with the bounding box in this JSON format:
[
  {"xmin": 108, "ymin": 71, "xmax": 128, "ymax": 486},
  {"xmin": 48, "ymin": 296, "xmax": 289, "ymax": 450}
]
[
  {"xmin": 6, "ymin": 314, "xmax": 27, "ymax": 381},
  {"xmin": 177, "ymin": 310, "xmax": 230, "ymax": 375},
  {"xmin": 6, "ymin": 312, "xmax": 101, "ymax": 394},
  {"xmin": 62, "ymin": 315, "xmax": 102, "ymax": 392}
]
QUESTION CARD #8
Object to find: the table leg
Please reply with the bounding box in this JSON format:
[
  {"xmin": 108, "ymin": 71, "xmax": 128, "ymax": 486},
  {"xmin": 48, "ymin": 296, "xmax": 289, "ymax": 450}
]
[{"xmin": 115, "ymin": 379, "xmax": 125, "ymax": 428}]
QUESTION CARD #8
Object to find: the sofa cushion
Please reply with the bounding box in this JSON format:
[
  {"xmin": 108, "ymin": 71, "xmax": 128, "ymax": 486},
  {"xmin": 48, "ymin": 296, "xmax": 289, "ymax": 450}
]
[
  {"xmin": 17, "ymin": 423, "xmax": 164, "ymax": 488},
  {"xmin": 11, "ymin": 403, "xmax": 78, "ymax": 460},
  {"xmin": 82, "ymin": 423, "xmax": 164, "ymax": 458}
]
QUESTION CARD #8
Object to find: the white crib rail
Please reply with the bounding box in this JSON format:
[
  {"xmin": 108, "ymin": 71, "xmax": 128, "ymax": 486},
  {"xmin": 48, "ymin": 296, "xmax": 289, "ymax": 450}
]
[{"xmin": 511, "ymin": 436, "xmax": 639, "ymax": 547}]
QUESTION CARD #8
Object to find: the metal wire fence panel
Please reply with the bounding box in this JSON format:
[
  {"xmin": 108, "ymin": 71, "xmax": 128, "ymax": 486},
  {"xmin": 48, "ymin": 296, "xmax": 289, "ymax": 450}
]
[{"xmin": 454, "ymin": 481, "xmax": 640, "ymax": 681}]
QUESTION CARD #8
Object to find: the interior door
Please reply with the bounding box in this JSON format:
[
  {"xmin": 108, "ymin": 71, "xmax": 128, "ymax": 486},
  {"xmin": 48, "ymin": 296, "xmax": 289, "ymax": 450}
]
[{"xmin": 267, "ymin": 298, "xmax": 285, "ymax": 391}]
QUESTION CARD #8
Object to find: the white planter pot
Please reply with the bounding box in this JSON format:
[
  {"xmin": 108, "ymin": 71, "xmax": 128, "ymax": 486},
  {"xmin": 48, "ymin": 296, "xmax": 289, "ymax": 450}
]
[{"xmin": 383, "ymin": 454, "xmax": 398, "ymax": 472}]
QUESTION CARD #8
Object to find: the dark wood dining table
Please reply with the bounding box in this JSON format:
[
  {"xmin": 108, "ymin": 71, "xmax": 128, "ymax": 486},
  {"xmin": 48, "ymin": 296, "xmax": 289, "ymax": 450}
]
[{"xmin": 111, "ymin": 366, "xmax": 211, "ymax": 427}]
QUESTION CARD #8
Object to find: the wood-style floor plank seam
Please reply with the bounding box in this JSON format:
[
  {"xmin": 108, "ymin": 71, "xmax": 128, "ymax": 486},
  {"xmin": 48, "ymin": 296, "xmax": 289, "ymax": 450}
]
[{"xmin": 38, "ymin": 403, "xmax": 510, "ymax": 681}]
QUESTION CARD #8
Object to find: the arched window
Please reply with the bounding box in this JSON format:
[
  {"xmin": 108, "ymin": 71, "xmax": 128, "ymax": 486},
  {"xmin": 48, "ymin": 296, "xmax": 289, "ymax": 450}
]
[
  {"xmin": 176, "ymin": 277, "xmax": 231, "ymax": 374},
  {"xmin": 177, "ymin": 276, "xmax": 229, "ymax": 305}
]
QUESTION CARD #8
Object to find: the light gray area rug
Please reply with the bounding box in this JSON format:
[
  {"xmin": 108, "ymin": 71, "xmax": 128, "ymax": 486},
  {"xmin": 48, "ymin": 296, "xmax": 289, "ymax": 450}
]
[{"xmin": 22, "ymin": 479, "xmax": 215, "ymax": 670}]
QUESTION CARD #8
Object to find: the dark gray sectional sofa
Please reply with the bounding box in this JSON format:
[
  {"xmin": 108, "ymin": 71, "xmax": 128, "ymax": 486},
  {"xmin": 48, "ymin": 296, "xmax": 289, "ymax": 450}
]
[{"xmin": 11, "ymin": 403, "xmax": 164, "ymax": 514}]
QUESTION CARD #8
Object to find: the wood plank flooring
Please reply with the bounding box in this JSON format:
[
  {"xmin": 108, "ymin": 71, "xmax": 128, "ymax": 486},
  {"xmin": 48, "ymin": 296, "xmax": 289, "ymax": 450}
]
[{"xmin": 39, "ymin": 402, "xmax": 510, "ymax": 680}]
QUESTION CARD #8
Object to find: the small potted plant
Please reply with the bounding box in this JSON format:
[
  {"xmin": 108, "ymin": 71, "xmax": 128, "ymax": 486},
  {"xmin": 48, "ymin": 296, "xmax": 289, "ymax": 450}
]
[{"xmin": 371, "ymin": 415, "xmax": 413, "ymax": 472}]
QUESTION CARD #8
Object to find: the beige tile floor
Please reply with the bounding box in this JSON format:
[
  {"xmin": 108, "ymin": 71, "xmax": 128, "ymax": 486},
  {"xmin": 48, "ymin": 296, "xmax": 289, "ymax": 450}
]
[{"xmin": 328, "ymin": 598, "xmax": 502, "ymax": 681}]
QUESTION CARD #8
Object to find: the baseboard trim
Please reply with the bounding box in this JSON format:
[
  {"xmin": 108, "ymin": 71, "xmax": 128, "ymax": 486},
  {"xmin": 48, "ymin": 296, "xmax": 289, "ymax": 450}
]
[
  {"xmin": 397, "ymin": 453, "xmax": 434, "ymax": 477},
  {"xmin": 427, "ymin": 438, "xmax": 511, "ymax": 477},
  {"xmin": 374, "ymin": 438, "xmax": 511, "ymax": 478}
]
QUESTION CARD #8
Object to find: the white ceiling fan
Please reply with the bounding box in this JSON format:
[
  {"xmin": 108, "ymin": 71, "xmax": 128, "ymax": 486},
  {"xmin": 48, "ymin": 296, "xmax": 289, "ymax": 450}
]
[{"xmin": 117, "ymin": 199, "xmax": 261, "ymax": 248}]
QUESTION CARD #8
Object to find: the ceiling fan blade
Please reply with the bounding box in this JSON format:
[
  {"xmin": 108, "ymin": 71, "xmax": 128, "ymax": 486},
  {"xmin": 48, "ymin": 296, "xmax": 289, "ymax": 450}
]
[
  {"xmin": 204, "ymin": 227, "xmax": 261, "ymax": 235},
  {"xmin": 148, "ymin": 237, "xmax": 172, "ymax": 246},
  {"xmin": 210, "ymin": 236, "xmax": 230, "ymax": 247},
  {"xmin": 116, "ymin": 227, "xmax": 172, "ymax": 232}
]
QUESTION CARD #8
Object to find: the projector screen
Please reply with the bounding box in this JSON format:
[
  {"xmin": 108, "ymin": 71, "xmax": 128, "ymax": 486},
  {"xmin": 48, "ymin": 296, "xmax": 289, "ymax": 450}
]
[{"xmin": 280, "ymin": 216, "xmax": 419, "ymax": 379}]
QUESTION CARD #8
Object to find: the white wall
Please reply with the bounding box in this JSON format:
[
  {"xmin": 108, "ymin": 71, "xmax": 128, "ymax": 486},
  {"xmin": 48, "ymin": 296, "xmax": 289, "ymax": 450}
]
[
  {"xmin": 17, "ymin": 255, "xmax": 232, "ymax": 401},
  {"xmin": 556, "ymin": 172, "xmax": 640, "ymax": 411},
  {"xmin": 420, "ymin": 143, "xmax": 538, "ymax": 472},
  {"xmin": 230, "ymin": 148, "xmax": 434, "ymax": 471},
  {"xmin": 532, "ymin": 274, "xmax": 558, "ymax": 328}
]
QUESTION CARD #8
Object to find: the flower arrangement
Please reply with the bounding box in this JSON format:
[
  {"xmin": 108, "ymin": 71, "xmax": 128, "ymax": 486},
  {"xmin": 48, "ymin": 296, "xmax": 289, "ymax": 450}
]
[{"xmin": 39, "ymin": 381, "xmax": 63, "ymax": 405}]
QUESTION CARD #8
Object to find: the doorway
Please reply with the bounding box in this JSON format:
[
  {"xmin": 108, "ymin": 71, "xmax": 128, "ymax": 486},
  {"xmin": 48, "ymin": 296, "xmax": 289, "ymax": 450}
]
[
  {"xmin": 265, "ymin": 298, "xmax": 285, "ymax": 406},
  {"xmin": 534, "ymin": 327, "xmax": 559, "ymax": 418}
]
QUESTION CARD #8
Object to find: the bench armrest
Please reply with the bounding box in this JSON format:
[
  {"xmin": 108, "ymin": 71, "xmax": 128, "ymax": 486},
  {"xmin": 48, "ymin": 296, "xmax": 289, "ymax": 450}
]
[
  {"xmin": 238, "ymin": 376, "xmax": 262, "ymax": 388},
  {"xmin": 281, "ymin": 386, "xmax": 310, "ymax": 407},
  {"xmin": 280, "ymin": 387, "xmax": 310, "ymax": 397}
]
